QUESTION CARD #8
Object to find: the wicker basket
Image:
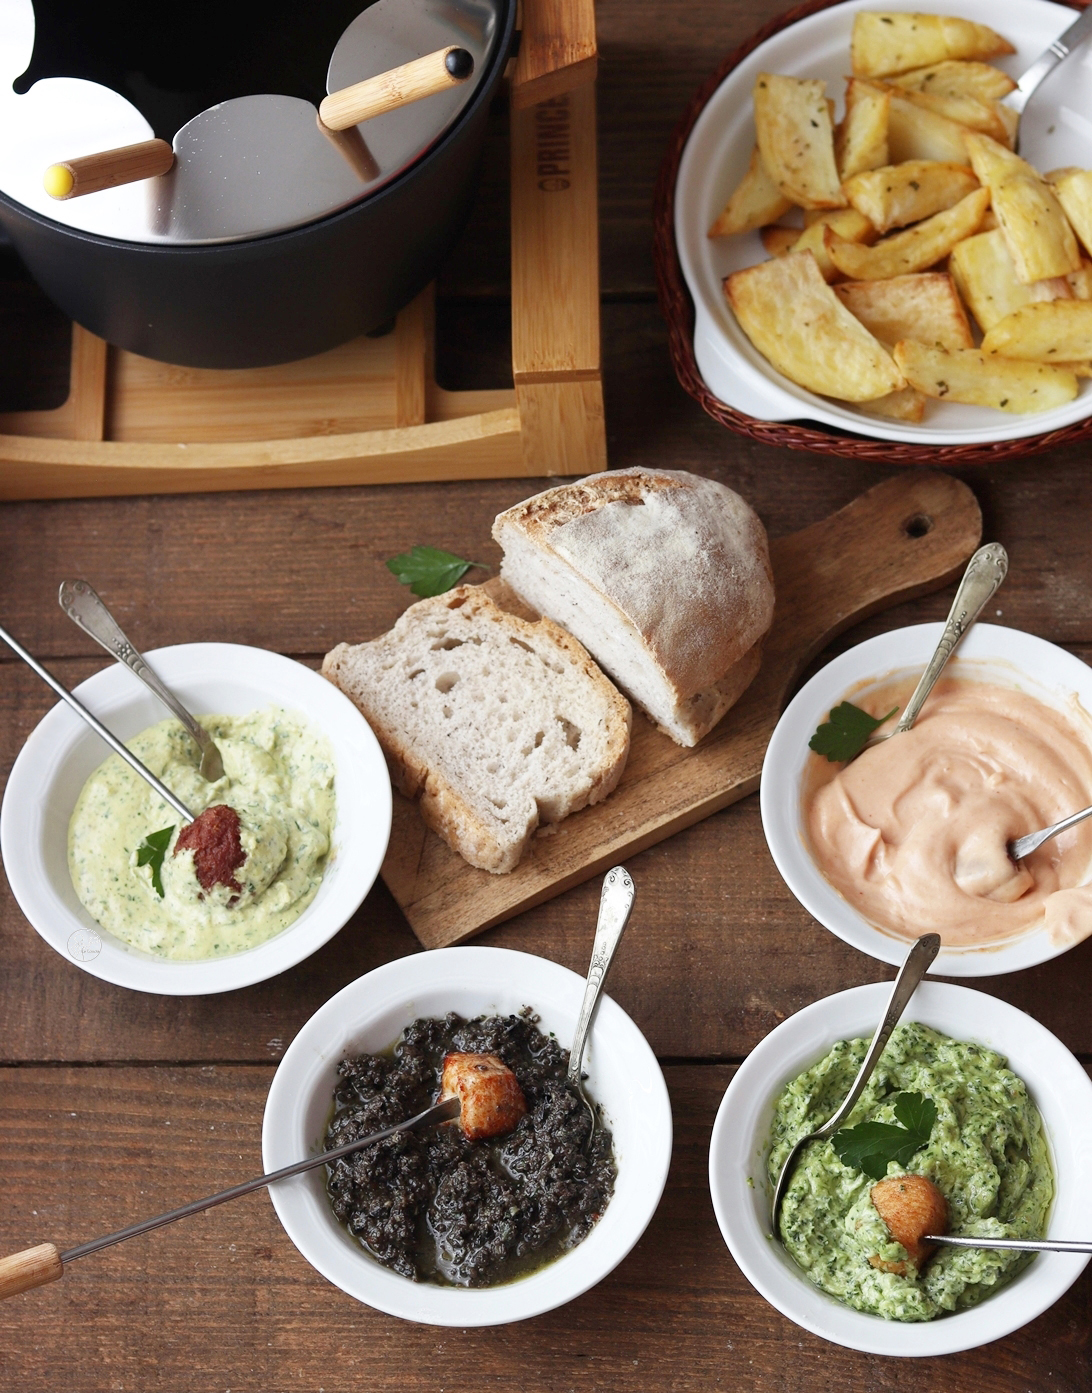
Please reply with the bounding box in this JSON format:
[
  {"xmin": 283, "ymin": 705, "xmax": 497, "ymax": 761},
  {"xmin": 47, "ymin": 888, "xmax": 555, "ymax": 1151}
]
[{"xmin": 652, "ymin": 0, "xmax": 1091, "ymax": 466}]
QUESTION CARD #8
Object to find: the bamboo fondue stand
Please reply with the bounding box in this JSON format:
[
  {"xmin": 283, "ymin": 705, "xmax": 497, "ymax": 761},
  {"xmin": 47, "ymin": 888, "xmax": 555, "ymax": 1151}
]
[{"xmin": 0, "ymin": 0, "xmax": 602, "ymax": 500}]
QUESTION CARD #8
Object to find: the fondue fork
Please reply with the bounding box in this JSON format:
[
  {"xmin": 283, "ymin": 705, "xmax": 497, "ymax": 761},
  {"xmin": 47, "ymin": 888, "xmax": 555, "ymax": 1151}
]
[
  {"xmin": 1009, "ymin": 802, "xmax": 1092, "ymax": 862},
  {"xmin": 771, "ymin": 933, "xmax": 941, "ymax": 1232},
  {"xmin": 59, "ymin": 580, "xmax": 224, "ymax": 782},
  {"xmin": 0, "ymin": 622, "xmax": 195, "ymax": 824},
  {"xmin": 0, "ymin": 1097, "xmax": 461, "ymax": 1301},
  {"xmin": 859, "ymin": 544, "xmax": 1008, "ymax": 755}
]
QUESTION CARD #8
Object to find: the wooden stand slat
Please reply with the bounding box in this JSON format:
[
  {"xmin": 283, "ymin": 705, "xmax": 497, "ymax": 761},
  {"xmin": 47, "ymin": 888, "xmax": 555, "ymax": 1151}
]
[
  {"xmin": 0, "ymin": 0, "xmax": 603, "ymax": 500},
  {"xmin": 511, "ymin": 0, "xmax": 598, "ymax": 109},
  {"xmin": 381, "ymin": 472, "xmax": 984, "ymax": 948}
]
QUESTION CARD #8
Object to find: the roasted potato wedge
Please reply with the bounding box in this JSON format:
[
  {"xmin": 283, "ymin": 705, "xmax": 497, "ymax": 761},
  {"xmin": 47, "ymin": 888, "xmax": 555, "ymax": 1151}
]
[
  {"xmin": 893, "ymin": 339, "xmax": 1078, "ymax": 412},
  {"xmin": 887, "ymin": 92, "xmax": 977, "ymax": 163},
  {"xmin": 826, "ymin": 185, "xmax": 989, "ymax": 279},
  {"xmin": 836, "ymin": 79, "xmax": 891, "ymax": 179},
  {"xmin": 890, "ymin": 60, "xmax": 1016, "ymax": 103},
  {"xmin": 708, "ymin": 145, "xmax": 794, "ymax": 237},
  {"xmin": 1053, "ymin": 170, "xmax": 1092, "ymax": 259},
  {"xmin": 835, "ymin": 272, "xmax": 973, "ymax": 348},
  {"xmin": 949, "ymin": 228, "xmax": 1072, "ymax": 333},
  {"xmin": 857, "ymin": 386, "xmax": 928, "ymax": 421},
  {"xmin": 851, "ymin": 13, "xmax": 1014, "ymax": 79},
  {"xmin": 1068, "ymin": 259, "xmax": 1092, "ymax": 300},
  {"xmin": 980, "ymin": 300, "xmax": 1092, "ymax": 361},
  {"xmin": 887, "ymin": 84, "xmax": 1012, "ymax": 143},
  {"xmin": 792, "ymin": 208, "xmax": 877, "ymax": 280},
  {"xmin": 843, "ymin": 159, "xmax": 979, "ymax": 233},
  {"xmin": 760, "ymin": 224, "xmax": 802, "ymax": 256},
  {"xmin": 725, "ymin": 251, "xmax": 904, "ymax": 400},
  {"xmin": 754, "ymin": 73, "xmax": 846, "ymax": 209},
  {"xmin": 964, "ymin": 133, "xmax": 1081, "ymax": 283}
]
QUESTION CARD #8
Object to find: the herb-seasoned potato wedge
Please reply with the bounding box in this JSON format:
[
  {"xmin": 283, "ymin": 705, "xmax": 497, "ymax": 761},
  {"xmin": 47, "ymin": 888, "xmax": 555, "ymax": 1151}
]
[
  {"xmin": 1068, "ymin": 260, "xmax": 1092, "ymax": 300},
  {"xmin": 887, "ymin": 93, "xmax": 977, "ymax": 163},
  {"xmin": 754, "ymin": 74, "xmax": 846, "ymax": 209},
  {"xmin": 851, "ymin": 14, "xmax": 1014, "ymax": 79},
  {"xmin": 858, "ymin": 386, "xmax": 928, "ymax": 421},
  {"xmin": 825, "ymin": 185, "xmax": 989, "ymax": 279},
  {"xmin": 725, "ymin": 251, "xmax": 904, "ymax": 400},
  {"xmin": 964, "ymin": 134, "xmax": 1081, "ymax": 283},
  {"xmin": 980, "ymin": 301, "xmax": 1092, "ymax": 361},
  {"xmin": 843, "ymin": 159, "xmax": 979, "ymax": 233},
  {"xmin": 949, "ymin": 228, "xmax": 1072, "ymax": 332},
  {"xmin": 890, "ymin": 60, "xmax": 1016, "ymax": 103},
  {"xmin": 760, "ymin": 224, "xmax": 802, "ymax": 256},
  {"xmin": 835, "ymin": 272, "xmax": 973, "ymax": 349},
  {"xmin": 836, "ymin": 79, "xmax": 890, "ymax": 179},
  {"xmin": 708, "ymin": 146, "xmax": 794, "ymax": 238},
  {"xmin": 1053, "ymin": 170, "xmax": 1092, "ymax": 259},
  {"xmin": 893, "ymin": 340, "xmax": 1078, "ymax": 412},
  {"xmin": 792, "ymin": 208, "xmax": 877, "ymax": 280},
  {"xmin": 887, "ymin": 84, "xmax": 1012, "ymax": 143}
]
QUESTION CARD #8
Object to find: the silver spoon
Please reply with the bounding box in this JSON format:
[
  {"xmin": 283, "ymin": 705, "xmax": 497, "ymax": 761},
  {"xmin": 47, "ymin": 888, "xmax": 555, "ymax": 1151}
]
[
  {"xmin": 1003, "ymin": 5, "xmax": 1092, "ymax": 149},
  {"xmin": 59, "ymin": 580, "xmax": 224, "ymax": 782},
  {"xmin": 860, "ymin": 544, "xmax": 1008, "ymax": 754},
  {"xmin": 567, "ymin": 866, "xmax": 636, "ymax": 1145},
  {"xmin": 1009, "ymin": 802, "xmax": 1092, "ymax": 862},
  {"xmin": 771, "ymin": 933, "xmax": 941, "ymax": 1232},
  {"xmin": 0, "ymin": 1096, "xmax": 460, "ymax": 1301},
  {"xmin": 0, "ymin": 623, "xmax": 195, "ymax": 824}
]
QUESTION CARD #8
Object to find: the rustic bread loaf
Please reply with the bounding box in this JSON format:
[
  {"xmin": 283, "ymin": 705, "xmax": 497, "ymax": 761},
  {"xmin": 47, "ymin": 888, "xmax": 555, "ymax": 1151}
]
[
  {"xmin": 493, "ymin": 468, "xmax": 775, "ymax": 746},
  {"xmin": 321, "ymin": 583, "xmax": 631, "ymax": 873}
]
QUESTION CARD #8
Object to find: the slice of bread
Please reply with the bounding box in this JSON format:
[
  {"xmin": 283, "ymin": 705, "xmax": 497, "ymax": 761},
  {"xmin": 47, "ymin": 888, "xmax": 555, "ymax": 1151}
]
[
  {"xmin": 493, "ymin": 468, "xmax": 776, "ymax": 747},
  {"xmin": 322, "ymin": 583, "xmax": 631, "ymax": 873}
]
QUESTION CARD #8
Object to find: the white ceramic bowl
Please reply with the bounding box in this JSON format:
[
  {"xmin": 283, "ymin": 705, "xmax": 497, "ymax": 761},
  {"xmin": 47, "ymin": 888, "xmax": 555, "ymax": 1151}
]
[
  {"xmin": 0, "ymin": 643, "xmax": 391, "ymax": 995},
  {"xmin": 675, "ymin": 0, "xmax": 1092, "ymax": 444},
  {"xmin": 262, "ymin": 946, "xmax": 672, "ymax": 1326},
  {"xmin": 709, "ymin": 980, "xmax": 1092, "ymax": 1356},
  {"xmin": 761, "ymin": 622, "xmax": 1092, "ymax": 975}
]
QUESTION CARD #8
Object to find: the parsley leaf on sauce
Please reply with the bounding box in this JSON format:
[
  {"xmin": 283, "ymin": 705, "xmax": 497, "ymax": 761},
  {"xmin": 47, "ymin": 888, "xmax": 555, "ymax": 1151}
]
[
  {"xmin": 832, "ymin": 1091, "xmax": 938, "ymax": 1180},
  {"xmin": 136, "ymin": 825, "xmax": 175, "ymax": 898},
  {"xmin": 386, "ymin": 546, "xmax": 489, "ymax": 598},
  {"xmin": 809, "ymin": 701, "xmax": 899, "ymax": 762}
]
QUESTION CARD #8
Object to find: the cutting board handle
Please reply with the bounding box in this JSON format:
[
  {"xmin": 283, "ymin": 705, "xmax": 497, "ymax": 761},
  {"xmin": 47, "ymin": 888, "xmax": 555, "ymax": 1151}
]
[{"xmin": 510, "ymin": 0, "xmax": 598, "ymax": 110}]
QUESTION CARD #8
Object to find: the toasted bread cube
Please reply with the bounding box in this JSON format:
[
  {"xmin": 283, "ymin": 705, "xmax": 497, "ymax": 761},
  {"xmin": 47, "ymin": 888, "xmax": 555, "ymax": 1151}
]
[
  {"xmin": 870, "ymin": 1173, "xmax": 949, "ymax": 1271},
  {"xmin": 440, "ymin": 1052, "xmax": 527, "ymax": 1141}
]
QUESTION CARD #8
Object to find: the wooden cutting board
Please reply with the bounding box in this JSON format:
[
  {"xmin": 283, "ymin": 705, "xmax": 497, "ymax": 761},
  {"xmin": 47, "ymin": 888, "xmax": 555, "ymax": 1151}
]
[{"xmin": 381, "ymin": 471, "xmax": 982, "ymax": 947}]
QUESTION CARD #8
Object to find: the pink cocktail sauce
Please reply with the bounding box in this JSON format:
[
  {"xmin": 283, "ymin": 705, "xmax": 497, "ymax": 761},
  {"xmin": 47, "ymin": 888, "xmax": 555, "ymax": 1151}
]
[{"xmin": 804, "ymin": 674, "xmax": 1092, "ymax": 947}]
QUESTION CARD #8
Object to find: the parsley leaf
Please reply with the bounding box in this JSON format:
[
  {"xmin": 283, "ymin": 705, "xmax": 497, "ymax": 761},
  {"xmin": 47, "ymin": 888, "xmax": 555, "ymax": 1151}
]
[
  {"xmin": 386, "ymin": 546, "xmax": 489, "ymax": 598},
  {"xmin": 136, "ymin": 825, "xmax": 175, "ymax": 898},
  {"xmin": 831, "ymin": 1091, "xmax": 938, "ymax": 1180},
  {"xmin": 809, "ymin": 701, "xmax": 899, "ymax": 762}
]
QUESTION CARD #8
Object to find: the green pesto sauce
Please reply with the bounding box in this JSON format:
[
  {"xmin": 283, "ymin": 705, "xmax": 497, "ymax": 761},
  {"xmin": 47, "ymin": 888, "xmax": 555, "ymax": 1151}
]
[
  {"xmin": 767, "ymin": 1022, "xmax": 1053, "ymax": 1322},
  {"xmin": 68, "ymin": 709, "xmax": 335, "ymax": 961}
]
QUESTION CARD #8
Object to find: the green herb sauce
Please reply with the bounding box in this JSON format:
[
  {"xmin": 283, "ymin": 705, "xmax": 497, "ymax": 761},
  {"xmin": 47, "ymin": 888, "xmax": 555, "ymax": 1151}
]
[
  {"xmin": 767, "ymin": 1023, "xmax": 1053, "ymax": 1321},
  {"xmin": 68, "ymin": 709, "xmax": 335, "ymax": 960}
]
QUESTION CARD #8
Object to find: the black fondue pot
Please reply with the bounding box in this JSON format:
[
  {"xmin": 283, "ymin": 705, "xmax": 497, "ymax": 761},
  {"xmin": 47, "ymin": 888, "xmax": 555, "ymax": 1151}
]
[{"xmin": 0, "ymin": 0, "xmax": 517, "ymax": 367}]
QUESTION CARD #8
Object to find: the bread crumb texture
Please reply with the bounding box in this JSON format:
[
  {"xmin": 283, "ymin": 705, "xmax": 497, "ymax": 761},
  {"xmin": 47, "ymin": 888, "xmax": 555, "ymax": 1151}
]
[{"xmin": 322, "ymin": 586, "xmax": 631, "ymax": 873}]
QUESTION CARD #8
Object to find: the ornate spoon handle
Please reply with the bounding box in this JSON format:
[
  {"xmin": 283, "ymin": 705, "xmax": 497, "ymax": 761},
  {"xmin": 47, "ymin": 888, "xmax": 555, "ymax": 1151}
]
[
  {"xmin": 59, "ymin": 581, "xmax": 224, "ymax": 781},
  {"xmin": 894, "ymin": 544, "xmax": 1008, "ymax": 736},
  {"xmin": 567, "ymin": 867, "xmax": 636, "ymax": 1087}
]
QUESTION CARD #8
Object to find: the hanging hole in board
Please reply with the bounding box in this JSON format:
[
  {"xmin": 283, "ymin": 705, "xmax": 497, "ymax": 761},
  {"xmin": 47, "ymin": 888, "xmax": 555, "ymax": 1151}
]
[{"xmin": 903, "ymin": 514, "xmax": 933, "ymax": 539}]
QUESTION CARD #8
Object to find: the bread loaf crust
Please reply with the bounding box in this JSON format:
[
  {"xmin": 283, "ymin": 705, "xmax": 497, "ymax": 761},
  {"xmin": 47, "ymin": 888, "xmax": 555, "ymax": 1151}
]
[{"xmin": 494, "ymin": 468, "xmax": 775, "ymax": 745}]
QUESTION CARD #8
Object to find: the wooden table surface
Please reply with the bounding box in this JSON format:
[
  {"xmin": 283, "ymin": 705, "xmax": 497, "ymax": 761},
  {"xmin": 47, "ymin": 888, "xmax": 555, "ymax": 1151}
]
[{"xmin": 2, "ymin": 2, "xmax": 1090, "ymax": 1387}]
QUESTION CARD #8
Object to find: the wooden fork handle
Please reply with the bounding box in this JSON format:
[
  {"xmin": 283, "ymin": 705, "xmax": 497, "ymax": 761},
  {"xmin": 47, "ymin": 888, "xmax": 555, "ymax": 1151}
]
[
  {"xmin": 44, "ymin": 139, "xmax": 174, "ymax": 200},
  {"xmin": 319, "ymin": 46, "xmax": 474, "ymax": 131},
  {"xmin": 0, "ymin": 1243, "xmax": 63, "ymax": 1299}
]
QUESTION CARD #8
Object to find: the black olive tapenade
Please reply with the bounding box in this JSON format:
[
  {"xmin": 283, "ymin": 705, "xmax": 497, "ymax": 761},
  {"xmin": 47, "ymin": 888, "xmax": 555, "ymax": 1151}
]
[{"xmin": 324, "ymin": 1010, "xmax": 616, "ymax": 1286}]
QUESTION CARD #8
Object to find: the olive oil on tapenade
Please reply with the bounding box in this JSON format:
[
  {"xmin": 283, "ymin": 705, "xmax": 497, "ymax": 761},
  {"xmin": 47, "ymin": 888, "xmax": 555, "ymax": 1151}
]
[{"xmin": 324, "ymin": 1011, "xmax": 616, "ymax": 1287}]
